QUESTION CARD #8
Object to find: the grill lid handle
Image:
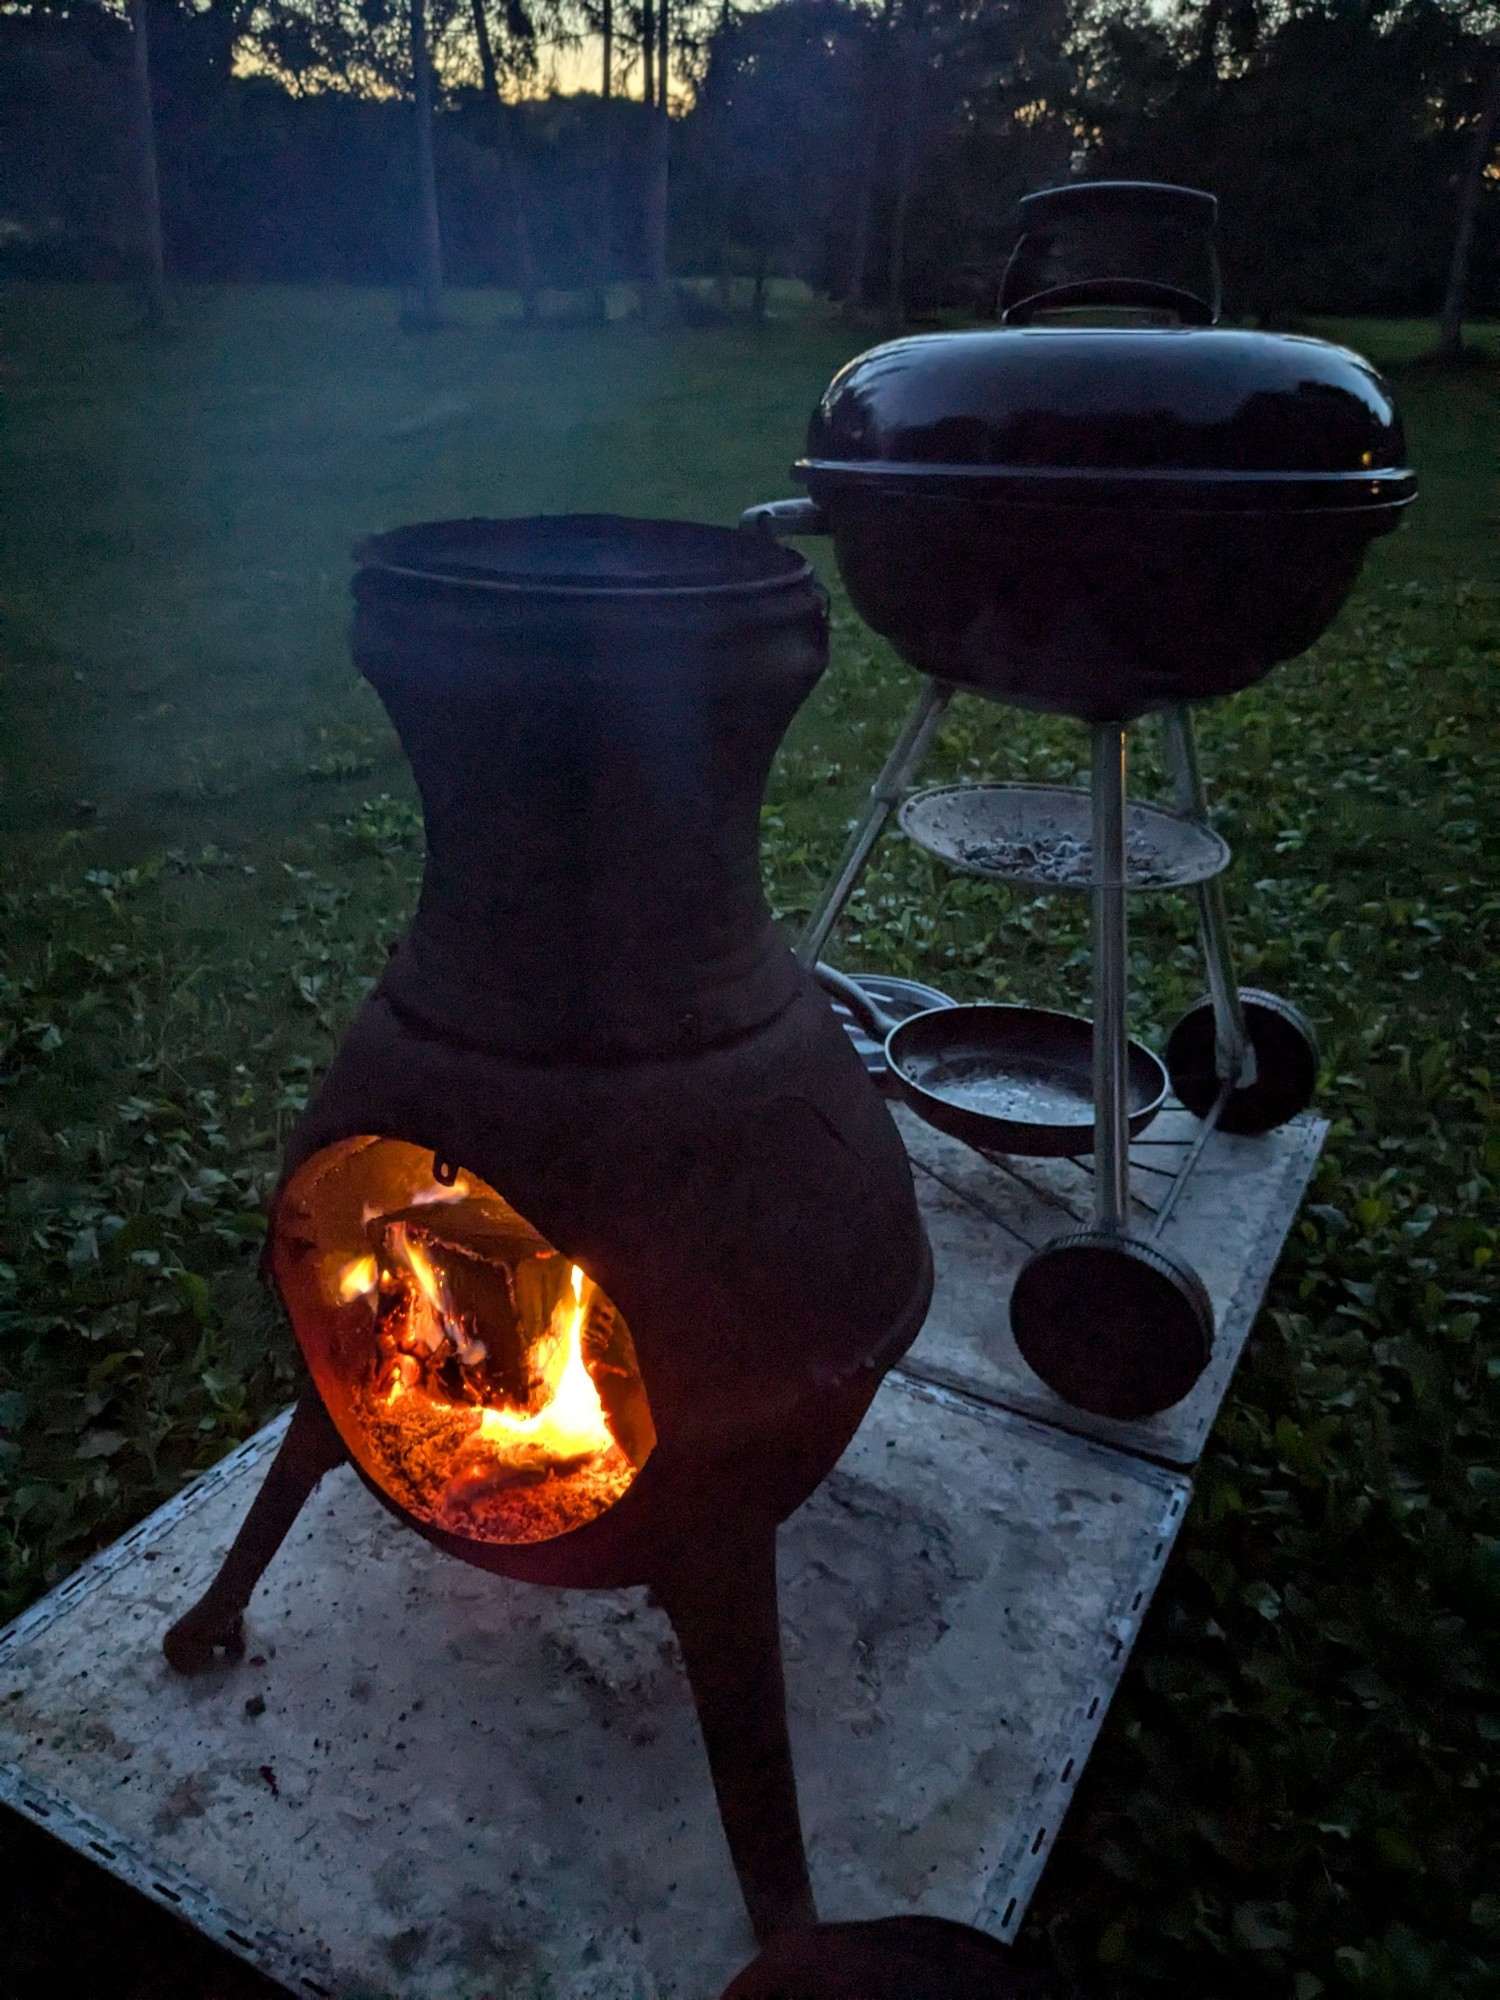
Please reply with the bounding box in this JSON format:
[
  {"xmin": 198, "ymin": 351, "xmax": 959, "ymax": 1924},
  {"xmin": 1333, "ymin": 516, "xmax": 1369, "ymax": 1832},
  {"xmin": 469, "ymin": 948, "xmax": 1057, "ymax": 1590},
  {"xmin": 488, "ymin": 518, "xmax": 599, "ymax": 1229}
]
[
  {"xmin": 1000, "ymin": 179, "xmax": 1222, "ymax": 326},
  {"xmin": 1001, "ymin": 276, "xmax": 1216, "ymax": 326},
  {"xmin": 1018, "ymin": 180, "xmax": 1218, "ymax": 229}
]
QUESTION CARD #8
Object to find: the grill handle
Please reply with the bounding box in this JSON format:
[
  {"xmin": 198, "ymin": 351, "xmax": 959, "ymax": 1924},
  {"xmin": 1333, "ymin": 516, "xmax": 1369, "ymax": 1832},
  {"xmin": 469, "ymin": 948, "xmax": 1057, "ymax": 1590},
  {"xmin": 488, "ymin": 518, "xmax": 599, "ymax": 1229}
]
[
  {"xmin": 1001, "ymin": 275, "xmax": 1216, "ymax": 326},
  {"xmin": 1000, "ymin": 178, "xmax": 1222, "ymax": 326},
  {"xmin": 740, "ymin": 497, "xmax": 829, "ymax": 535},
  {"xmin": 812, "ymin": 962, "xmax": 899, "ymax": 1042}
]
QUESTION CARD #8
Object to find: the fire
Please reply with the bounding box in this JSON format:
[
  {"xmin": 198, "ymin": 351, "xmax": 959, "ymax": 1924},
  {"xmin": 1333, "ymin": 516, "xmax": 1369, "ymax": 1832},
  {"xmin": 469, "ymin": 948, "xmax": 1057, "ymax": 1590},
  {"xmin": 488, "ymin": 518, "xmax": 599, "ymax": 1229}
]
[
  {"xmin": 372, "ymin": 1222, "xmax": 490, "ymax": 1379},
  {"xmin": 476, "ymin": 1264, "xmax": 613, "ymax": 1460},
  {"xmin": 401, "ymin": 1231, "xmax": 444, "ymax": 1311},
  {"xmin": 332, "ymin": 1205, "xmax": 644, "ymax": 1544},
  {"xmin": 283, "ymin": 1144, "xmax": 657, "ymax": 1546},
  {"xmin": 338, "ymin": 1253, "xmax": 378, "ymax": 1302}
]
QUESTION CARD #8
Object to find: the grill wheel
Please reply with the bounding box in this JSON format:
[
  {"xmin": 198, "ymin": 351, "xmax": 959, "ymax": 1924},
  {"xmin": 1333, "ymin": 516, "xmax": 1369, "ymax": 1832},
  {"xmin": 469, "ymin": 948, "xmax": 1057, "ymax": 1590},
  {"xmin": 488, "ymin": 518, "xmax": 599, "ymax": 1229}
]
[
  {"xmin": 1165, "ymin": 988, "xmax": 1320, "ymax": 1137},
  {"xmin": 1009, "ymin": 1231, "xmax": 1214, "ymax": 1421}
]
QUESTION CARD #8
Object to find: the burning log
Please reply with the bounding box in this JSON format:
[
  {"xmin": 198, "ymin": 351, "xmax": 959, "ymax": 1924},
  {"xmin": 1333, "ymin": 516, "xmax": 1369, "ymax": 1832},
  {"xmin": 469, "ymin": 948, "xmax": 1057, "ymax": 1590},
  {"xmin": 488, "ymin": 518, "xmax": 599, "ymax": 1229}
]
[{"xmin": 285, "ymin": 1152, "xmax": 657, "ymax": 1547}]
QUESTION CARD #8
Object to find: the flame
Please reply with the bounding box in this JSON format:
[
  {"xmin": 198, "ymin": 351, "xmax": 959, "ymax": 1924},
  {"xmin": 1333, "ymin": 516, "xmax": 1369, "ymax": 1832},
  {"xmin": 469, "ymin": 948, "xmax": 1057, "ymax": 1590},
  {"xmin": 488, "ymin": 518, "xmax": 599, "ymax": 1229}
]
[
  {"xmin": 338, "ymin": 1253, "xmax": 378, "ymax": 1302},
  {"xmin": 363, "ymin": 1227, "xmax": 612, "ymax": 1460},
  {"xmin": 476, "ymin": 1264, "xmax": 612, "ymax": 1460},
  {"xmin": 408, "ymin": 1175, "xmax": 470, "ymax": 1206},
  {"xmin": 283, "ymin": 1140, "xmax": 651, "ymax": 1547},
  {"xmin": 379, "ymin": 1221, "xmax": 462, "ymax": 1355},
  {"xmin": 401, "ymin": 1231, "xmax": 446, "ymax": 1313}
]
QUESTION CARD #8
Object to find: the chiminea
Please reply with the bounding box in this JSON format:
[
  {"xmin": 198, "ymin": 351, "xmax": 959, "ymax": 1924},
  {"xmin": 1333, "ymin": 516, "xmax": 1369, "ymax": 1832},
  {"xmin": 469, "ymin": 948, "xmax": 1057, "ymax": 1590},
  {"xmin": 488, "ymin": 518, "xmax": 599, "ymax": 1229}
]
[{"xmin": 163, "ymin": 516, "xmax": 935, "ymax": 1943}]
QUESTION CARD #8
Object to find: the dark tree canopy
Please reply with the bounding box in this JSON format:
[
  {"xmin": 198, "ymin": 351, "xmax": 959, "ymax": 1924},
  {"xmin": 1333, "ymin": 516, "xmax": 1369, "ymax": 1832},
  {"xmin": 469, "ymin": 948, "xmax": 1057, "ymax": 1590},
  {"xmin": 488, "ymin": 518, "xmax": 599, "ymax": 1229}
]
[
  {"xmin": 1079, "ymin": 0, "xmax": 1500, "ymax": 317},
  {"xmin": 1, "ymin": 0, "xmax": 1496, "ymax": 319}
]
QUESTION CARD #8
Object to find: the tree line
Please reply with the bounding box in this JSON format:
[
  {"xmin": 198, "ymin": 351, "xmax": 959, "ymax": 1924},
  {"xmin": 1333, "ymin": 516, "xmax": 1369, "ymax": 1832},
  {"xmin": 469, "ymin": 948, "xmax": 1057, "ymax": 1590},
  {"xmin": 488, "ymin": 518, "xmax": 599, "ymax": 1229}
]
[{"xmin": 3, "ymin": 0, "xmax": 1498, "ymax": 330}]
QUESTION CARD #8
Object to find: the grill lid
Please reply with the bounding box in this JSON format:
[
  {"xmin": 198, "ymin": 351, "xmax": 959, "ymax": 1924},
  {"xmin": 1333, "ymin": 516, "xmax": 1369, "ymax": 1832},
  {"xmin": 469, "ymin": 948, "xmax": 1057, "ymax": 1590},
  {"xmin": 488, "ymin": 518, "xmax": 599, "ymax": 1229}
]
[
  {"xmin": 797, "ymin": 181, "xmax": 1414, "ymax": 518},
  {"xmin": 799, "ymin": 328, "xmax": 1415, "ymax": 513}
]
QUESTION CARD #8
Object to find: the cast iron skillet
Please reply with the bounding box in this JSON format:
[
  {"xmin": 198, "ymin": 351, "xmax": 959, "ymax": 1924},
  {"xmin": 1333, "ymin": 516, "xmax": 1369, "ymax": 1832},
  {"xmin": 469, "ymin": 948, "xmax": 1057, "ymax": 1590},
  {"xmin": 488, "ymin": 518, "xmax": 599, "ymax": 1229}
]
[{"xmin": 815, "ymin": 963, "xmax": 1167, "ymax": 1158}]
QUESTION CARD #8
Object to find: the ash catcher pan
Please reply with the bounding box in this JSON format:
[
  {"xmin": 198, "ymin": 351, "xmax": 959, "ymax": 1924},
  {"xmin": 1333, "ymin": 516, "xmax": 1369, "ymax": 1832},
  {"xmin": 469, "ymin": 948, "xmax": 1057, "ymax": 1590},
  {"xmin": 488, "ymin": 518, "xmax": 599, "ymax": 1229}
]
[{"xmin": 163, "ymin": 515, "xmax": 935, "ymax": 1948}]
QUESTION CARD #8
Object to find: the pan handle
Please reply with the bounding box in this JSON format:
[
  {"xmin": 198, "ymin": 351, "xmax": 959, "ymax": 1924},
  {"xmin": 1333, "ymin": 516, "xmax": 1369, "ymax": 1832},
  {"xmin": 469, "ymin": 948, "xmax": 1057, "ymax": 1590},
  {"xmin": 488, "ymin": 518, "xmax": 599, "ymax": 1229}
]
[
  {"xmin": 739, "ymin": 498, "xmax": 829, "ymax": 536},
  {"xmin": 813, "ymin": 962, "xmax": 899, "ymax": 1041}
]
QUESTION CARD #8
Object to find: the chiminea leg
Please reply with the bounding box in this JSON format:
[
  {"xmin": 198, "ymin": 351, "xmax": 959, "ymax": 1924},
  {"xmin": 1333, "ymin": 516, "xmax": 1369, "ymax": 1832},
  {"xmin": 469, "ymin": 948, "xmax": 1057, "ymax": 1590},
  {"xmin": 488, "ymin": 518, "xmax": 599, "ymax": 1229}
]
[
  {"xmin": 163, "ymin": 1386, "xmax": 346, "ymax": 1675},
  {"xmin": 655, "ymin": 1526, "xmax": 817, "ymax": 1946}
]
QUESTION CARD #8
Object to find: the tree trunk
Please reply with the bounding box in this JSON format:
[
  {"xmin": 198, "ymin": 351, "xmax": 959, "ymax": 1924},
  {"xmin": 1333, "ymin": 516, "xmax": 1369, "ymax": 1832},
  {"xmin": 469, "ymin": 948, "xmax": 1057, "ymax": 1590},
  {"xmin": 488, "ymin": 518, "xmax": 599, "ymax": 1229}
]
[
  {"xmin": 602, "ymin": 0, "xmax": 612, "ymax": 97},
  {"xmin": 842, "ymin": 113, "xmax": 877, "ymax": 313},
  {"xmin": 658, "ymin": 0, "xmax": 669, "ymax": 109},
  {"xmin": 885, "ymin": 32, "xmax": 921, "ymax": 324},
  {"xmin": 409, "ymin": 0, "xmax": 445, "ymax": 324},
  {"xmin": 591, "ymin": 100, "xmax": 616, "ymax": 321},
  {"xmin": 470, "ymin": 0, "xmax": 499, "ymax": 95},
  {"xmin": 1439, "ymin": 50, "xmax": 1500, "ymax": 360},
  {"xmin": 642, "ymin": 104, "xmax": 670, "ymax": 321},
  {"xmin": 128, "ymin": 0, "xmax": 168, "ymax": 327},
  {"xmin": 469, "ymin": 0, "xmax": 540, "ymax": 321},
  {"xmin": 639, "ymin": 0, "xmax": 669, "ymax": 322},
  {"xmin": 498, "ymin": 105, "xmax": 541, "ymax": 321},
  {"xmin": 842, "ymin": 4, "xmax": 892, "ymax": 316}
]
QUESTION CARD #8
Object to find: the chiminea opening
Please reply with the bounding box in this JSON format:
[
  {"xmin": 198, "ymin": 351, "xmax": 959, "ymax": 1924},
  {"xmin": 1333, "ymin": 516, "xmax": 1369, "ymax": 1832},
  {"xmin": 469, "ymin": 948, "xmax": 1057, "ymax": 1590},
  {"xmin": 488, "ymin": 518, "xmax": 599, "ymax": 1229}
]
[{"xmin": 273, "ymin": 1138, "xmax": 655, "ymax": 1546}]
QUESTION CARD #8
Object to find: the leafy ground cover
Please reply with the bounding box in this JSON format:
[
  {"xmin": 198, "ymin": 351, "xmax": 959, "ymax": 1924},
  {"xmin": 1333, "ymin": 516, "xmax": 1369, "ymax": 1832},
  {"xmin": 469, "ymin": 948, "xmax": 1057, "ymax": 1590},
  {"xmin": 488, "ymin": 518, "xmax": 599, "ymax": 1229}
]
[{"xmin": 0, "ymin": 288, "xmax": 1496, "ymax": 1998}]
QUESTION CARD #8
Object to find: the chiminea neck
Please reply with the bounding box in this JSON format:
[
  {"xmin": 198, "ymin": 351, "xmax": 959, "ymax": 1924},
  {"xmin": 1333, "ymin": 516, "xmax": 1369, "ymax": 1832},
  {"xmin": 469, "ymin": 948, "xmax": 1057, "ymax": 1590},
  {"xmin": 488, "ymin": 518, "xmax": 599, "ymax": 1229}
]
[{"xmin": 352, "ymin": 521, "xmax": 828, "ymax": 1063}]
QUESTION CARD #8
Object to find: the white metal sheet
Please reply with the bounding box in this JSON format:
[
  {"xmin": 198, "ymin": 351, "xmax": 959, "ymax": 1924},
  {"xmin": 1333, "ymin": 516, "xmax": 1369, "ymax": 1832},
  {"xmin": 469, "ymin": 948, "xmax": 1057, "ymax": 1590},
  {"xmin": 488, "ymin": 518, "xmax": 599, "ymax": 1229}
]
[
  {"xmin": 896, "ymin": 1102, "xmax": 1326, "ymax": 1464},
  {"xmin": 0, "ymin": 1375, "xmax": 1188, "ymax": 2000}
]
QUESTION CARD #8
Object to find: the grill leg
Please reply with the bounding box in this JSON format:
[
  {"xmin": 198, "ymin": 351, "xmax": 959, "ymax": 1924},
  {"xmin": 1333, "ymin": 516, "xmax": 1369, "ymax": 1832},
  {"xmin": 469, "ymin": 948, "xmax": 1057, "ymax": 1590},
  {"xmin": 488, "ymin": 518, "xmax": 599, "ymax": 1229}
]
[
  {"xmin": 655, "ymin": 1526, "xmax": 816, "ymax": 1945},
  {"xmin": 1163, "ymin": 705, "xmax": 1255, "ymax": 1090},
  {"xmin": 163, "ymin": 1385, "xmax": 347, "ymax": 1675},
  {"xmin": 795, "ymin": 678, "xmax": 954, "ymax": 969},
  {"xmin": 1090, "ymin": 722, "xmax": 1132, "ymax": 1233}
]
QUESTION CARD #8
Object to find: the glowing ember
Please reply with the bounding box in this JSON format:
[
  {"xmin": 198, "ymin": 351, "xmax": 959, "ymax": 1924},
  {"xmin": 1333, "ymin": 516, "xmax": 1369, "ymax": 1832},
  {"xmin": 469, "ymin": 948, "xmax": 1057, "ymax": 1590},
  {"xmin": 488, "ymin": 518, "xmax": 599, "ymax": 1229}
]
[{"xmin": 328, "ymin": 1188, "xmax": 651, "ymax": 1546}]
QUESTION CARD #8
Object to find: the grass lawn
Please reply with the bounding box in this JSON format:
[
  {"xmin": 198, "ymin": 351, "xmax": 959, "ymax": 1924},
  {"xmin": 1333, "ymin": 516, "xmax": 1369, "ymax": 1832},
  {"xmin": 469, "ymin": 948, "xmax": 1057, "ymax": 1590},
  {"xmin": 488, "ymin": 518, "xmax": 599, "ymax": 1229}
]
[{"xmin": 0, "ymin": 285, "xmax": 1497, "ymax": 1998}]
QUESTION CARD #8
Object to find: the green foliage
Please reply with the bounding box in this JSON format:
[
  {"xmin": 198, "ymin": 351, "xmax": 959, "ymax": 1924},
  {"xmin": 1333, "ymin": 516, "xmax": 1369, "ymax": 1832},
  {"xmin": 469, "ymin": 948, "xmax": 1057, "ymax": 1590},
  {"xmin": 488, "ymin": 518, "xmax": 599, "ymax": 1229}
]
[
  {"xmin": 0, "ymin": 296, "xmax": 1495, "ymax": 1992},
  {"xmin": 0, "ymin": 840, "xmax": 422, "ymax": 1618}
]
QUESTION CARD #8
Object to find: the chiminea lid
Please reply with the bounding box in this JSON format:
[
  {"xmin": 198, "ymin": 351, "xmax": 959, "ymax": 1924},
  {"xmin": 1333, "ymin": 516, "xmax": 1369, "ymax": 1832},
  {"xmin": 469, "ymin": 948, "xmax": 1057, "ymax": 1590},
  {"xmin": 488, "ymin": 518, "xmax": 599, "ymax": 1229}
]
[
  {"xmin": 355, "ymin": 514, "xmax": 813, "ymax": 599},
  {"xmin": 797, "ymin": 327, "xmax": 1416, "ymax": 515}
]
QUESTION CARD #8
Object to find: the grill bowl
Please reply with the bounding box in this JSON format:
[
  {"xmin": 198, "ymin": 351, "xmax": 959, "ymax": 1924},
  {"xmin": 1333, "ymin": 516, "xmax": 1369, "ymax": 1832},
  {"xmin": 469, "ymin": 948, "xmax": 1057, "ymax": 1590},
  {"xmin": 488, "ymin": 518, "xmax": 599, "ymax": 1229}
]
[{"xmin": 797, "ymin": 326, "xmax": 1415, "ymax": 720}]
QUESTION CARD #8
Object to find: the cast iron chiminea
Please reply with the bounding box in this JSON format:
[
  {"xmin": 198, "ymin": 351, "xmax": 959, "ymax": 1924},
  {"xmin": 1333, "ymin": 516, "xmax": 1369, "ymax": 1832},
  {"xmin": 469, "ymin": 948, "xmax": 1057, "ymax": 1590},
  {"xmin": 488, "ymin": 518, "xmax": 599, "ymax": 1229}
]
[{"xmin": 163, "ymin": 516, "xmax": 934, "ymax": 1943}]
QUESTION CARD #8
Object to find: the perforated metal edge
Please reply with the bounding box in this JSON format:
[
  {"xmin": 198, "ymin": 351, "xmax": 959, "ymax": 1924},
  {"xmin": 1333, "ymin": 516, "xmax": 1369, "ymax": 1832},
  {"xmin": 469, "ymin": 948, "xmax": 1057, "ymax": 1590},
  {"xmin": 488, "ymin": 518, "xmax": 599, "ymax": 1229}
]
[
  {"xmin": 0, "ymin": 1414, "xmax": 290, "ymax": 1653},
  {"xmin": 2, "ymin": 1384, "xmax": 1192, "ymax": 1980},
  {"xmin": 883, "ymin": 1373, "xmax": 1193, "ymax": 1940},
  {"xmin": 0, "ymin": 1770, "xmax": 335, "ymax": 1999},
  {"xmin": 980, "ymin": 1474, "xmax": 1189, "ymax": 1937},
  {"xmin": 0, "ymin": 1412, "xmax": 337, "ymax": 1999}
]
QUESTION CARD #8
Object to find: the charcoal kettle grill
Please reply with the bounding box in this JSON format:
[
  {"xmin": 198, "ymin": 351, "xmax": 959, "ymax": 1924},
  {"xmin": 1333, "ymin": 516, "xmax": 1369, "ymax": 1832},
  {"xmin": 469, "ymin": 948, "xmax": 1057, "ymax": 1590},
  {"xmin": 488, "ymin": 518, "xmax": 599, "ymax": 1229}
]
[{"xmin": 744, "ymin": 180, "xmax": 1415, "ymax": 1422}]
